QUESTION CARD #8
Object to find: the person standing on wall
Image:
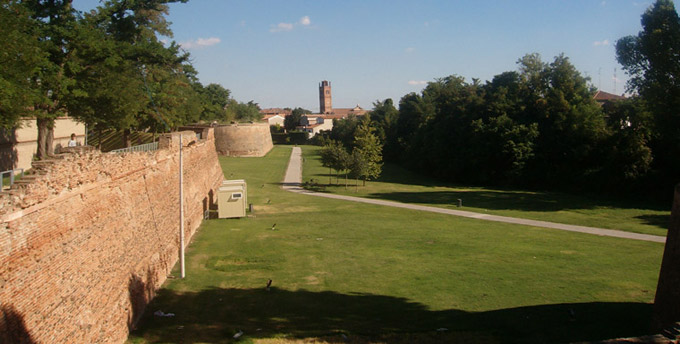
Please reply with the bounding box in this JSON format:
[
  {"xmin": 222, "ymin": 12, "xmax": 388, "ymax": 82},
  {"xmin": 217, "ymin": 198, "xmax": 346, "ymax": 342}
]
[{"xmin": 68, "ymin": 133, "xmax": 78, "ymax": 147}]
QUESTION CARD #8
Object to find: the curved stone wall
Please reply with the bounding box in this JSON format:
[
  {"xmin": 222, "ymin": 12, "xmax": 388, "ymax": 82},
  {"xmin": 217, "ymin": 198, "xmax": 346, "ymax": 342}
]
[{"xmin": 214, "ymin": 123, "xmax": 273, "ymax": 157}]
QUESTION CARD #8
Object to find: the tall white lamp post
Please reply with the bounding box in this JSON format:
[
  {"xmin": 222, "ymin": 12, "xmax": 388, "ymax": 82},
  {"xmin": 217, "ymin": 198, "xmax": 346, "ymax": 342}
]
[{"xmin": 179, "ymin": 133, "xmax": 185, "ymax": 278}]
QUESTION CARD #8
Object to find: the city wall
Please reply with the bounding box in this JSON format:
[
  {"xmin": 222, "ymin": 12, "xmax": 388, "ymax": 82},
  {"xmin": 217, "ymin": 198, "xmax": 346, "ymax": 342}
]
[
  {"xmin": 214, "ymin": 123, "xmax": 273, "ymax": 157},
  {"xmin": 0, "ymin": 130, "xmax": 224, "ymax": 343}
]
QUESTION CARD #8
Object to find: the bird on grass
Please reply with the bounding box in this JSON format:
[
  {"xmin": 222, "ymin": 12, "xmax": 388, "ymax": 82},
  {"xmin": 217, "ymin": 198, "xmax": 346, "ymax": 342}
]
[
  {"xmin": 271, "ymin": 223, "xmax": 277, "ymax": 230},
  {"xmin": 266, "ymin": 279, "xmax": 272, "ymax": 291},
  {"xmin": 266, "ymin": 199, "xmax": 271, "ymax": 204}
]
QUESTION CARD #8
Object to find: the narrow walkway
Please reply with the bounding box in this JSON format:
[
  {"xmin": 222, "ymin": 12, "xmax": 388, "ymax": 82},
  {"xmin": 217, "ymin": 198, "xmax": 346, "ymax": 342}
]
[{"xmin": 282, "ymin": 147, "xmax": 666, "ymax": 243}]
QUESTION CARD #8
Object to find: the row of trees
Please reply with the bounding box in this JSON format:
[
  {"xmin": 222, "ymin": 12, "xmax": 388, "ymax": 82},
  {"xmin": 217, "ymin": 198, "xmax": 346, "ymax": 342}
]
[
  {"xmin": 319, "ymin": 118, "xmax": 382, "ymax": 188},
  {"xmin": 0, "ymin": 0, "xmax": 256, "ymax": 157},
  {"xmin": 325, "ymin": 0, "xmax": 678, "ymax": 200}
]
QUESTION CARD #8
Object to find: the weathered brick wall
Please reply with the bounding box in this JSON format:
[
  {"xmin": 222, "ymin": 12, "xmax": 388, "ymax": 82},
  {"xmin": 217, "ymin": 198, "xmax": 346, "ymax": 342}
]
[
  {"xmin": 0, "ymin": 130, "xmax": 224, "ymax": 343},
  {"xmin": 214, "ymin": 123, "xmax": 273, "ymax": 157}
]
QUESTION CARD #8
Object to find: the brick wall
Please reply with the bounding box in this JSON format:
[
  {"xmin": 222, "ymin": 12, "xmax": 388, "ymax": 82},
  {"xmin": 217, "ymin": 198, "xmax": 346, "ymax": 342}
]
[
  {"xmin": 214, "ymin": 123, "xmax": 273, "ymax": 157},
  {"xmin": 0, "ymin": 130, "xmax": 224, "ymax": 343}
]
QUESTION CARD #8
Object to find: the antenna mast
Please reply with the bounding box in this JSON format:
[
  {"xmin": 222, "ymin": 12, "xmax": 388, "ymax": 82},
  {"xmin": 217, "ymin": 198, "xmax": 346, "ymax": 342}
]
[
  {"xmin": 598, "ymin": 67, "xmax": 602, "ymax": 90},
  {"xmin": 614, "ymin": 68, "xmax": 618, "ymax": 95}
]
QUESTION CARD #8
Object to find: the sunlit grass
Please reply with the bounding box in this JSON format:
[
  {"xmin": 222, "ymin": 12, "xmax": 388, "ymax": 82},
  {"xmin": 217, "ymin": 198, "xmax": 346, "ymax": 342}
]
[{"xmin": 128, "ymin": 145, "xmax": 664, "ymax": 344}]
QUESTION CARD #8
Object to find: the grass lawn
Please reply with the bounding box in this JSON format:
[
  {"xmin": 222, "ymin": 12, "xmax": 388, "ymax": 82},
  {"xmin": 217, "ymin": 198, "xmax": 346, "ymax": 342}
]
[
  {"xmin": 128, "ymin": 145, "xmax": 665, "ymax": 344},
  {"xmin": 300, "ymin": 145, "xmax": 670, "ymax": 237}
]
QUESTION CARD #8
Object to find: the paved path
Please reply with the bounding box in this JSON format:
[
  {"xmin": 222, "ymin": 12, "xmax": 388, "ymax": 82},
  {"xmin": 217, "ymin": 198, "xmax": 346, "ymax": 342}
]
[{"xmin": 282, "ymin": 147, "xmax": 666, "ymax": 243}]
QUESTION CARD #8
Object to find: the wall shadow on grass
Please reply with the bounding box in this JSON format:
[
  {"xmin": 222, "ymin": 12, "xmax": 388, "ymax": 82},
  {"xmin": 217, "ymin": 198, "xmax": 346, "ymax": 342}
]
[
  {"xmin": 366, "ymin": 190, "xmax": 575, "ymax": 212},
  {"xmin": 130, "ymin": 287, "xmax": 653, "ymax": 343}
]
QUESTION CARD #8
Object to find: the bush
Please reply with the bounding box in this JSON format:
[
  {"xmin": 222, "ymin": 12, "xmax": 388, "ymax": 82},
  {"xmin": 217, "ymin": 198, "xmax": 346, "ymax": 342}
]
[{"xmin": 271, "ymin": 131, "xmax": 309, "ymax": 145}]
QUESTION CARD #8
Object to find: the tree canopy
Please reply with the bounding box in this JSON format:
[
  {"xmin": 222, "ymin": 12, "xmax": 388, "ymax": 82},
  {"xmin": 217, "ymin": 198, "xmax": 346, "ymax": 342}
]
[
  {"xmin": 1, "ymin": 0, "xmax": 238, "ymax": 154},
  {"xmin": 616, "ymin": 0, "xmax": 680, "ymax": 189}
]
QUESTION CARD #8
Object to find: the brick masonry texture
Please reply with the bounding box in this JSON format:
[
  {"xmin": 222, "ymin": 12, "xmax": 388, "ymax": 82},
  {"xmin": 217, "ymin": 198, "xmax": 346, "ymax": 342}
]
[
  {"xmin": 0, "ymin": 130, "xmax": 224, "ymax": 343},
  {"xmin": 214, "ymin": 123, "xmax": 273, "ymax": 157}
]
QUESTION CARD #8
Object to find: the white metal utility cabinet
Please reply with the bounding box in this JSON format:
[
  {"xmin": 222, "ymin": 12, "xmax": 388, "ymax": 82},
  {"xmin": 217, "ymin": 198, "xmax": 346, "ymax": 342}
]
[{"xmin": 218, "ymin": 180, "xmax": 247, "ymax": 218}]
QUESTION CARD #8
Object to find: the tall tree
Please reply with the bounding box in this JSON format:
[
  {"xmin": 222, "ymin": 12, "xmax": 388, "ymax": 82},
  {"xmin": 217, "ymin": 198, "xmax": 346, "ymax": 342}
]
[
  {"xmin": 330, "ymin": 114, "xmax": 360, "ymax": 149},
  {"xmin": 199, "ymin": 83, "xmax": 230, "ymax": 122},
  {"xmin": 284, "ymin": 107, "xmax": 311, "ymax": 131},
  {"xmin": 320, "ymin": 140, "xmax": 343, "ymax": 184},
  {"xmin": 26, "ymin": 0, "xmax": 80, "ymax": 158},
  {"xmin": 225, "ymin": 100, "xmax": 261, "ymax": 122},
  {"xmin": 66, "ymin": 0, "xmax": 194, "ymax": 146},
  {"xmin": 0, "ymin": 0, "xmax": 45, "ymax": 130},
  {"xmin": 352, "ymin": 117, "xmax": 383, "ymax": 185},
  {"xmin": 616, "ymin": 0, "xmax": 680, "ymax": 186},
  {"xmin": 369, "ymin": 98, "xmax": 399, "ymax": 160}
]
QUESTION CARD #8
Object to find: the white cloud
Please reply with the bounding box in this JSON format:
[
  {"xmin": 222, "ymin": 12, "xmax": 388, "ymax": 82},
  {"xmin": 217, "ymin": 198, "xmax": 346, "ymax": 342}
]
[
  {"xmin": 271, "ymin": 16, "xmax": 311, "ymax": 33},
  {"xmin": 180, "ymin": 37, "xmax": 221, "ymax": 49},
  {"xmin": 270, "ymin": 22, "xmax": 294, "ymax": 33},
  {"xmin": 593, "ymin": 39, "xmax": 609, "ymax": 46},
  {"xmin": 408, "ymin": 80, "xmax": 427, "ymax": 85},
  {"xmin": 405, "ymin": 47, "xmax": 415, "ymax": 53}
]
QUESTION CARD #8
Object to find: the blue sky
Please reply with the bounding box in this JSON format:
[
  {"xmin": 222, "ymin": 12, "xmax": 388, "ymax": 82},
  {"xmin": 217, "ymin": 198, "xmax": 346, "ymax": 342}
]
[{"xmin": 74, "ymin": 0, "xmax": 657, "ymax": 112}]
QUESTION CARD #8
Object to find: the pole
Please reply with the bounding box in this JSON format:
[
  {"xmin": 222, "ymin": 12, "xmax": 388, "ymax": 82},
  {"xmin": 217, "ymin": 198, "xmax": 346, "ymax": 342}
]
[{"xmin": 179, "ymin": 133, "xmax": 185, "ymax": 278}]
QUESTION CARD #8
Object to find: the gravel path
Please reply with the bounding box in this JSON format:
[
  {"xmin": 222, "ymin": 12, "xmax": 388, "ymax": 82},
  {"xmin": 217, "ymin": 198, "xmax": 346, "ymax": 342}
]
[{"xmin": 282, "ymin": 146, "xmax": 666, "ymax": 243}]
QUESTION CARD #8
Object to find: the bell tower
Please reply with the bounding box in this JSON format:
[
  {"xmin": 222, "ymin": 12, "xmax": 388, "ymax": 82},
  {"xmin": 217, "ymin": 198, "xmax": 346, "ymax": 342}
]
[{"xmin": 319, "ymin": 80, "xmax": 332, "ymax": 114}]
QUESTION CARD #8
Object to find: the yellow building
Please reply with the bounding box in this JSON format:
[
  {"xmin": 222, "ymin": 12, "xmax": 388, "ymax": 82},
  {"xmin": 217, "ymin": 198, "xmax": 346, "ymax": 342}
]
[{"xmin": 0, "ymin": 117, "xmax": 86, "ymax": 172}]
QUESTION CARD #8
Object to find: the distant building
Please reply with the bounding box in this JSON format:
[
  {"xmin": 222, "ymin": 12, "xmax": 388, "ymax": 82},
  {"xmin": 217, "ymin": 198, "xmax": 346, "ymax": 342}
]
[
  {"xmin": 260, "ymin": 81, "xmax": 367, "ymax": 136},
  {"xmin": 319, "ymin": 81, "xmax": 332, "ymax": 114},
  {"xmin": 259, "ymin": 108, "xmax": 291, "ymax": 126},
  {"xmin": 0, "ymin": 117, "xmax": 86, "ymax": 172},
  {"xmin": 297, "ymin": 120, "xmax": 333, "ymax": 137},
  {"xmin": 317, "ymin": 80, "xmax": 367, "ymax": 116},
  {"xmin": 593, "ymin": 90, "xmax": 626, "ymax": 105},
  {"xmin": 262, "ymin": 114, "xmax": 285, "ymax": 126}
]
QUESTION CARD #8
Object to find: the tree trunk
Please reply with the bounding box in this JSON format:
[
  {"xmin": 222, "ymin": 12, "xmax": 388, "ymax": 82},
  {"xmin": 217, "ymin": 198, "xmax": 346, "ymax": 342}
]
[
  {"xmin": 355, "ymin": 178, "xmax": 358, "ymax": 192},
  {"xmin": 97, "ymin": 128, "xmax": 102, "ymax": 151},
  {"xmin": 123, "ymin": 128, "xmax": 132, "ymax": 148},
  {"xmin": 363, "ymin": 178, "xmax": 366, "ymax": 187},
  {"xmin": 36, "ymin": 118, "xmax": 49, "ymax": 160},
  {"xmin": 344, "ymin": 172, "xmax": 348, "ymax": 189},
  {"xmin": 329, "ymin": 167, "xmax": 332, "ymax": 185},
  {"xmin": 45, "ymin": 124, "xmax": 54, "ymax": 156},
  {"xmin": 653, "ymin": 184, "xmax": 680, "ymax": 330}
]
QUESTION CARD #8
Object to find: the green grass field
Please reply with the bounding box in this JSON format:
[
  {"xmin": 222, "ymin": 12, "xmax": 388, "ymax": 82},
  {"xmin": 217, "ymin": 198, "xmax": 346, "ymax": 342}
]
[
  {"xmin": 128, "ymin": 145, "xmax": 665, "ymax": 343},
  {"xmin": 300, "ymin": 145, "xmax": 670, "ymax": 237}
]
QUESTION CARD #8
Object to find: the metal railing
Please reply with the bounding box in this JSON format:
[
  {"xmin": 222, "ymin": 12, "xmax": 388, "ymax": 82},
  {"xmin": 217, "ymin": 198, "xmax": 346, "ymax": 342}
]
[
  {"xmin": 109, "ymin": 141, "xmax": 159, "ymax": 154},
  {"xmin": 1, "ymin": 168, "xmax": 24, "ymax": 190}
]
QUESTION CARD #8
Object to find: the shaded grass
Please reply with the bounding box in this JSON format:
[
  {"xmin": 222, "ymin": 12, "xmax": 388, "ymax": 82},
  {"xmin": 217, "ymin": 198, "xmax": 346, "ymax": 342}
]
[
  {"xmin": 300, "ymin": 145, "xmax": 670, "ymax": 237},
  {"xmin": 129, "ymin": 145, "xmax": 664, "ymax": 343}
]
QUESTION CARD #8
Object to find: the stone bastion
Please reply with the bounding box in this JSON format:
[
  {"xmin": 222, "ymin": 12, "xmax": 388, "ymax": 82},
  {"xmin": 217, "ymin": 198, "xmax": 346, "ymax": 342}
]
[{"xmin": 213, "ymin": 123, "xmax": 273, "ymax": 157}]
